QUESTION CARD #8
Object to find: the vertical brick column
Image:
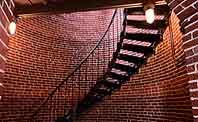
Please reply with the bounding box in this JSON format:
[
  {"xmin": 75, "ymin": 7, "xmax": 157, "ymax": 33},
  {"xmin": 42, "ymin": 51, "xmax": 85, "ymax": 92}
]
[
  {"xmin": 167, "ymin": 0, "xmax": 198, "ymax": 121},
  {"xmin": 0, "ymin": 0, "xmax": 14, "ymax": 98}
]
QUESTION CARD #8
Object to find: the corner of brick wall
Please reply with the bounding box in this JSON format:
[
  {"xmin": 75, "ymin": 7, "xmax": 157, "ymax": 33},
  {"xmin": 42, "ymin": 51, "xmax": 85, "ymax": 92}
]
[
  {"xmin": 0, "ymin": 0, "xmax": 14, "ymax": 94},
  {"xmin": 168, "ymin": 0, "xmax": 198, "ymax": 121}
]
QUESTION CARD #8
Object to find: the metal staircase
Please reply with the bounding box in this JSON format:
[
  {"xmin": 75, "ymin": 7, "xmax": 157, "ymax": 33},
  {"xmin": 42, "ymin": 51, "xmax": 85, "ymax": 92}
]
[{"xmin": 28, "ymin": 4, "xmax": 170, "ymax": 122}]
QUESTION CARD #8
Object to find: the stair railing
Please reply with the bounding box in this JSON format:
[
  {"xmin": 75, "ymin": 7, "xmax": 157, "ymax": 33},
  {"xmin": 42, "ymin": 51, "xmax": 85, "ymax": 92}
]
[{"xmin": 28, "ymin": 8, "xmax": 125, "ymax": 122}]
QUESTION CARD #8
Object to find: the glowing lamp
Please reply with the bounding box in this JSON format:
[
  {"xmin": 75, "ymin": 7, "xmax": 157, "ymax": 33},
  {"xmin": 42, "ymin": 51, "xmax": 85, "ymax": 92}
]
[
  {"xmin": 144, "ymin": 3, "xmax": 155, "ymax": 24},
  {"xmin": 0, "ymin": 83, "xmax": 4, "ymax": 101},
  {"xmin": 8, "ymin": 21, "xmax": 16, "ymax": 35}
]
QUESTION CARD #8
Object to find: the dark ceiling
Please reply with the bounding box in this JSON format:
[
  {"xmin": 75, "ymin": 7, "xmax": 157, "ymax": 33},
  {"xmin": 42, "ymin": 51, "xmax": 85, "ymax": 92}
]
[{"xmin": 14, "ymin": 0, "xmax": 167, "ymax": 16}]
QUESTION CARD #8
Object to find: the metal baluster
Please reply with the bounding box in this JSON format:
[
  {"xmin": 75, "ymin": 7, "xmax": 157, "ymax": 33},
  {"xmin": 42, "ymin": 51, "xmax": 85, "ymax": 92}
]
[
  {"xmin": 120, "ymin": 9, "xmax": 122, "ymax": 34},
  {"xmin": 108, "ymin": 30, "xmax": 111, "ymax": 62},
  {"xmin": 92, "ymin": 53, "xmax": 94, "ymax": 86},
  {"xmin": 97, "ymin": 47, "xmax": 100, "ymax": 78},
  {"xmin": 71, "ymin": 75, "xmax": 74, "ymax": 111},
  {"xmin": 64, "ymin": 79, "xmax": 68, "ymax": 116},
  {"xmin": 112, "ymin": 17, "xmax": 115, "ymax": 52},
  {"xmin": 78, "ymin": 68, "xmax": 81, "ymax": 102},
  {"xmin": 58, "ymin": 88, "xmax": 60, "ymax": 118},
  {"xmin": 103, "ymin": 37, "xmax": 106, "ymax": 73},
  {"xmin": 85, "ymin": 61, "xmax": 88, "ymax": 94},
  {"xmin": 54, "ymin": 90, "xmax": 56, "ymax": 119},
  {"xmin": 50, "ymin": 96, "xmax": 52, "ymax": 122},
  {"xmin": 117, "ymin": 10, "xmax": 119, "ymax": 45},
  {"xmin": 52, "ymin": 92, "xmax": 55, "ymax": 120}
]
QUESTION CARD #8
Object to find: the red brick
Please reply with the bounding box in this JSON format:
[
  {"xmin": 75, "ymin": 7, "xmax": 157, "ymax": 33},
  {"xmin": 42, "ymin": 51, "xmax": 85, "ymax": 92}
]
[
  {"xmin": 0, "ymin": 26, "xmax": 9, "ymax": 45},
  {"xmin": 0, "ymin": 40, "xmax": 8, "ymax": 57},
  {"xmin": 10, "ymin": 1, "xmax": 14, "ymax": 11},
  {"xmin": 185, "ymin": 49, "xmax": 194, "ymax": 57},
  {"xmin": 3, "ymin": 1, "xmax": 13, "ymax": 22},
  {"xmin": 0, "ymin": 7, "xmax": 9, "ymax": 29},
  {"xmin": 194, "ymin": 118, "xmax": 198, "ymax": 122},
  {"xmin": 182, "ymin": 33, "xmax": 191, "ymax": 42},
  {"xmin": 193, "ymin": 30, "xmax": 198, "ymax": 38},
  {"xmin": 174, "ymin": 5, "xmax": 184, "ymax": 14},
  {"xmin": 194, "ymin": 2, "xmax": 198, "ymax": 9},
  {"xmin": 178, "ymin": 7, "xmax": 197, "ymax": 22},
  {"xmin": 185, "ymin": 21, "xmax": 198, "ymax": 34},
  {"xmin": 186, "ymin": 55, "xmax": 198, "ymax": 65},
  {"xmin": 183, "ymin": 38, "xmax": 198, "ymax": 49},
  {"xmin": 182, "ymin": 14, "xmax": 198, "ymax": 28},
  {"xmin": 169, "ymin": 0, "xmax": 184, "ymax": 10},
  {"xmin": 181, "ymin": 0, "xmax": 197, "ymax": 7},
  {"xmin": 197, "ymin": 64, "xmax": 198, "ymax": 71},
  {"xmin": 0, "ymin": 55, "xmax": 5, "ymax": 70},
  {"xmin": 187, "ymin": 65, "xmax": 195, "ymax": 72},
  {"xmin": 1, "ymin": 4, "xmax": 196, "ymax": 122},
  {"xmin": 192, "ymin": 100, "xmax": 198, "ymax": 106},
  {"xmin": 189, "ymin": 73, "xmax": 198, "ymax": 80},
  {"xmin": 194, "ymin": 46, "xmax": 198, "ymax": 54},
  {"xmin": 190, "ymin": 82, "xmax": 197, "ymax": 89},
  {"xmin": 6, "ymin": 0, "xmax": 11, "ymax": 6},
  {"xmin": 193, "ymin": 109, "xmax": 198, "ymax": 115}
]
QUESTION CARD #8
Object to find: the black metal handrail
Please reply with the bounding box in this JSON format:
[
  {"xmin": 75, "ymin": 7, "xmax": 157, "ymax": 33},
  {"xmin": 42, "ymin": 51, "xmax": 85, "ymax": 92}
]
[{"xmin": 29, "ymin": 9, "xmax": 118, "ymax": 120}]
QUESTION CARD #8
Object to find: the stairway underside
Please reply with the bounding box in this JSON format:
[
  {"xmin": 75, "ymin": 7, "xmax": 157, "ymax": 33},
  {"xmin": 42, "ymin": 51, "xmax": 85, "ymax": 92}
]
[{"xmin": 15, "ymin": 0, "xmax": 168, "ymax": 17}]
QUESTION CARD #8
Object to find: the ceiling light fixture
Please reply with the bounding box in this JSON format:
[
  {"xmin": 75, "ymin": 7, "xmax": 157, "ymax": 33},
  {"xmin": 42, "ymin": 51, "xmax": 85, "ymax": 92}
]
[{"xmin": 144, "ymin": 3, "xmax": 155, "ymax": 24}]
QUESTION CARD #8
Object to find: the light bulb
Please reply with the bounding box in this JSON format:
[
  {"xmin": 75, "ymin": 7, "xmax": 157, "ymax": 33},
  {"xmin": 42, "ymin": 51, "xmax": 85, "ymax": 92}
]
[
  {"xmin": 0, "ymin": 83, "xmax": 3, "ymax": 101},
  {"xmin": 8, "ymin": 21, "xmax": 16, "ymax": 35},
  {"xmin": 145, "ymin": 8, "xmax": 155, "ymax": 24}
]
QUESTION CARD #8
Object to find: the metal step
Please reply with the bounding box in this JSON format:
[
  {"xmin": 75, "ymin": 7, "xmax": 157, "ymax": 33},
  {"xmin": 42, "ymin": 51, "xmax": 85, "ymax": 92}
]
[
  {"xmin": 125, "ymin": 33, "xmax": 161, "ymax": 43},
  {"xmin": 92, "ymin": 82, "xmax": 112, "ymax": 95},
  {"xmin": 112, "ymin": 63, "xmax": 138, "ymax": 75},
  {"xmin": 127, "ymin": 19, "xmax": 167, "ymax": 30},
  {"xmin": 111, "ymin": 68, "xmax": 129, "ymax": 76},
  {"xmin": 108, "ymin": 72, "xmax": 130, "ymax": 83},
  {"xmin": 122, "ymin": 43, "xmax": 154, "ymax": 55},
  {"xmin": 117, "ymin": 53, "xmax": 146, "ymax": 66}
]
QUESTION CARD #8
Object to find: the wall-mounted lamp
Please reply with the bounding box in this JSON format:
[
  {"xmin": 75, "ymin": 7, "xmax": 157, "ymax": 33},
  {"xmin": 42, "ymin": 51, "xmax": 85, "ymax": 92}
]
[
  {"xmin": 144, "ymin": 3, "xmax": 155, "ymax": 24},
  {"xmin": 8, "ymin": 19, "xmax": 17, "ymax": 35},
  {"xmin": 0, "ymin": 83, "xmax": 4, "ymax": 101}
]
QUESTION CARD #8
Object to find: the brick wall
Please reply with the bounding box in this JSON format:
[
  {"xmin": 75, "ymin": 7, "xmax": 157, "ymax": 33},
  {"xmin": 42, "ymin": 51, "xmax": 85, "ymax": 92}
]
[
  {"xmin": 1, "ymin": 9, "xmax": 114, "ymax": 121},
  {"xmin": 1, "ymin": 0, "xmax": 197, "ymax": 121},
  {"xmin": 75, "ymin": 12, "xmax": 193, "ymax": 122},
  {"xmin": 0, "ymin": 0, "xmax": 14, "ymax": 98},
  {"xmin": 167, "ymin": 0, "xmax": 198, "ymax": 121}
]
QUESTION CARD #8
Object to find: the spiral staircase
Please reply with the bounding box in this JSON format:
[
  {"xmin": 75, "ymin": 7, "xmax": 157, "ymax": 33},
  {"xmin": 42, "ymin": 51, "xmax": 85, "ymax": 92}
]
[{"xmin": 29, "ymin": 3, "xmax": 170, "ymax": 122}]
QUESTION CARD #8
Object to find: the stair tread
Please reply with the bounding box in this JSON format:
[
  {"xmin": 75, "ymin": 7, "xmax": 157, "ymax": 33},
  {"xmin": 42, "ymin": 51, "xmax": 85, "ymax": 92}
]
[
  {"xmin": 122, "ymin": 43, "xmax": 154, "ymax": 54},
  {"xmin": 92, "ymin": 82, "xmax": 111, "ymax": 93},
  {"xmin": 127, "ymin": 4, "xmax": 169, "ymax": 15},
  {"xmin": 108, "ymin": 72, "xmax": 130, "ymax": 83},
  {"xmin": 111, "ymin": 68, "xmax": 129, "ymax": 76},
  {"xmin": 125, "ymin": 33, "xmax": 161, "ymax": 42},
  {"xmin": 112, "ymin": 63, "xmax": 137, "ymax": 73},
  {"xmin": 117, "ymin": 53, "xmax": 146, "ymax": 66},
  {"xmin": 126, "ymin": 19, "xmax": 167, "ymax": 29},
  {"xmin": 120, "ymin": 49, "xmax": 145, "ymax": 58},
  {"xmin": 123, "ymin": 39, "xmax": 152, "ymax": 47}
]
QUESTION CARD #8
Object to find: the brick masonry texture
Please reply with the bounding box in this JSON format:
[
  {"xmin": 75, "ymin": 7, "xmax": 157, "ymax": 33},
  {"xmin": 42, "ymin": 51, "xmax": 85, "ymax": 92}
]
[
  {"xmin": 168, "ymin": 0, "xmax": 198, "ymax": 121},
  {"xmin": 74, "ymin": 13, "xmax": 193, "ymax": 122},
  {"xmin": 0, "ymin": 0, "xmax": 14, "ymax": 99},
  {"xmin": 1, "ymin": 9, "xmax": 115, "ymax": 121},
  {"xmin": 0, "ymin": 0, "xmax": 197, "ymax": 122}
]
